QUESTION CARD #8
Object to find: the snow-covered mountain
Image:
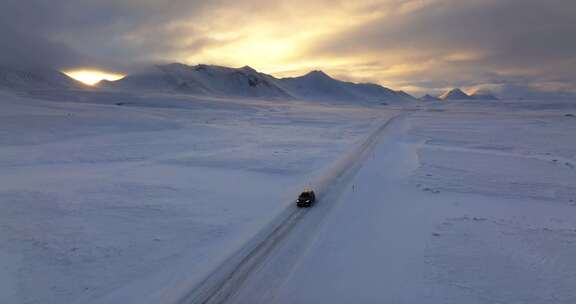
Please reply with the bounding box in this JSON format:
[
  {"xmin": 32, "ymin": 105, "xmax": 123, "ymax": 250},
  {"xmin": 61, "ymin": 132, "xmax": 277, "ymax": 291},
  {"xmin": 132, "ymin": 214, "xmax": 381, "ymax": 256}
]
[
  {"xmin": 0, "ymin": 65, "xmax": 85, "ymax": 91},
  {"xmin": 439, "ymin": 88, "xmax": 473, "ymax": 100},
  {"xmin": 101, "ymin": 63, "xmax": 291, "ymax": 99},
  {"xmin": 102, "ymin": 64, "xmax": 415, "ymax": 103},
  {"xmin": 278, "ymin": 70, "xmax": 413, "ymax": 103}
]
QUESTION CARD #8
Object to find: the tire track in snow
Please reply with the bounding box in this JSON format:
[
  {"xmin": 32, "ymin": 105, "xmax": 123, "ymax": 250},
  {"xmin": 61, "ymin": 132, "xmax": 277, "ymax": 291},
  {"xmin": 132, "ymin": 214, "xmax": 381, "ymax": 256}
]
[{"xmin": 179, "ymin": 112, "xmax": 409, "ymax": 304}]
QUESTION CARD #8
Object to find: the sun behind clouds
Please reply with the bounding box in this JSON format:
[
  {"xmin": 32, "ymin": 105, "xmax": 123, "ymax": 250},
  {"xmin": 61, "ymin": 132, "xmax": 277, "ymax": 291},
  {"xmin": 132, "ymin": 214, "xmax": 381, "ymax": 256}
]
[{"xmin": 63, "ymin": 69, "xmax": 125, "ymax": 85}]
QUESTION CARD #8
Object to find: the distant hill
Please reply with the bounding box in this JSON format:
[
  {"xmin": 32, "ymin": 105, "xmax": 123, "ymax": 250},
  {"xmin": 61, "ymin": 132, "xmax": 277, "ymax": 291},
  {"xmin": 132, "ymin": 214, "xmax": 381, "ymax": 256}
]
[
  {"xmin": 102, "ymin": 63, "xmax": 415, "ymax": 103},
  {"xmin": 439, "ymin": 88, "xmax": 473, "ymax": 100},
  {"xmin": 278, "ymin": 70, "xmax": 414, "ymax": 103},
  {"xmin": 0, "ymin": 65, "xmax": 85, "ymax": 91}
]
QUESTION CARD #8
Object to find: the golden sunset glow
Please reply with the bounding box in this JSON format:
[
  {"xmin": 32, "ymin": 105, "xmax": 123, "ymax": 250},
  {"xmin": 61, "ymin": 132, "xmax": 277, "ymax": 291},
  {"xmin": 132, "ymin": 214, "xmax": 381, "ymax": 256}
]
[
  {"xmin": 169, "ymin": 2, "xmax": 390, "ymax": 81},
  {"xmin": 44, "ymin": 0, "xmax": 573, "ymax": 95},
  {"xmin": 64, "ymin": 70, "xmax": 125, "ymax": 85},
  {"xmin": 53, "ymin": 1, "xmax": 481, "ymax": 93}
]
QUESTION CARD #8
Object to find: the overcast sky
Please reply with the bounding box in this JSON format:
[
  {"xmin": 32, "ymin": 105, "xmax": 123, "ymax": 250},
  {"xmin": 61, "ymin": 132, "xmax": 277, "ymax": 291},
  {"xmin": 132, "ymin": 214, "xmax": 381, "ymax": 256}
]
[{"xmin": 1, "ymin": 0, "xmax": 575, "ymax": 94}]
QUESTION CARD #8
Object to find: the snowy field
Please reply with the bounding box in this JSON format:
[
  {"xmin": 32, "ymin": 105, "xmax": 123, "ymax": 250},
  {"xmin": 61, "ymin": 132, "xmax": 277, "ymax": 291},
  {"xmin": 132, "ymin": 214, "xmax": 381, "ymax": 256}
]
[
  {"xmin": 2, "ymin": 90, "xmax": 576, "ymax": 304},
  {"xmin": 0, "ymin": 90, "xmax": 393, "ymax": 304},
  {"xmin": 411, "ymin": 102, "xmax": 576, "ymax": 303},
  {"xmin": 228, "ymin": 100, "xmax": 576, "ymax": 304}
]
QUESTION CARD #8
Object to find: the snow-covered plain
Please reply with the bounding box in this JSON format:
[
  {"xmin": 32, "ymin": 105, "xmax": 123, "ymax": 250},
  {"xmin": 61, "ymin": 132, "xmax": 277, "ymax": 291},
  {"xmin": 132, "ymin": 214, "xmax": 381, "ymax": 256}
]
[
  {"xmin": 0, "ymin": 89, "xmax": 395, "ymax": 304},
  {"xmin": 2, "ymin": 87, "xmax": 576, "ymax": 304}
]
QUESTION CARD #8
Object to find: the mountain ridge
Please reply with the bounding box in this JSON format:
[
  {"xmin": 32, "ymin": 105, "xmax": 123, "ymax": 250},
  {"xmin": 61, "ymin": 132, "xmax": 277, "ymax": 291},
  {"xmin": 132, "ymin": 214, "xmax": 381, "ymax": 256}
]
[
  {"xmin": 102, "ymin": 63, "xmax": 416, "ymax": 103},
  {"xmin": 0, "ymin": 65, "xmax": 86, "ymax": 91}
]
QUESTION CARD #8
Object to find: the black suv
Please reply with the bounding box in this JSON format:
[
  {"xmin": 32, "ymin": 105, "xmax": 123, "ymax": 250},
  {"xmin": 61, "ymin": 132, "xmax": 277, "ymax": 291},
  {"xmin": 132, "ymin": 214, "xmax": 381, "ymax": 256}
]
[{"xmin": 296, "ymin": 189, "xmax": 316, "ymax": 208}]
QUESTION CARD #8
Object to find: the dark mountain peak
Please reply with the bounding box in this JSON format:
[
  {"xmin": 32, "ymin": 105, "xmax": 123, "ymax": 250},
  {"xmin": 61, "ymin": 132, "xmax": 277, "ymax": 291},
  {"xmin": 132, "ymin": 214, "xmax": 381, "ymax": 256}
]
[
  {"xmin": 449, "ymin": 88, "xmax": 466, "ymax": 94},
  {"xmin": 192, "ymin": 64, "xmax": 212, "ymax": 71},
  {"xmin": 240, "ymin": 65, "xmax": 257, "ymax": 73},
  {"xmin": 440, "ymin": 88, "xmax": 472, "ymax": 100},
  {"xmin": 303, "ymin": 70, "xmax": 332, "ymax": 80}
]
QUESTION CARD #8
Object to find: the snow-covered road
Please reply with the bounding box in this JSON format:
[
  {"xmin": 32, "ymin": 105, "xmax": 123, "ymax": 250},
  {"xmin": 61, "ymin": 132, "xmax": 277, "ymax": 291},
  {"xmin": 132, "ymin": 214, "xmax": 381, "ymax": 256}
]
[
  {"xmin": 184, "ymin": 113, "xmax": 408, "ymax": 304},
  {"xmin": 225, "ymin": 112, "xmax": 431, "ymax": 303}
]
